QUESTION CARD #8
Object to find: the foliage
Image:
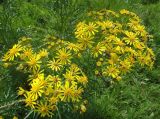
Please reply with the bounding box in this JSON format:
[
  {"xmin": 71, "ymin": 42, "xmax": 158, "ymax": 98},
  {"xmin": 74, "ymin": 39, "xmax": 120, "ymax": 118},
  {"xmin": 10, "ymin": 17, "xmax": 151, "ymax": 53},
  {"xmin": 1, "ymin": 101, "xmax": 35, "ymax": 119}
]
[
  {"xmin": 0, "ymin": 0, "xmax": 89, "ymax": 48},
  {"xmin": 81, "ymin": 77, "xmax": 160, "ymax": 119},
  {"xmin": 142, "ymin": 0, "xmax": 160, "ymax": 4}
]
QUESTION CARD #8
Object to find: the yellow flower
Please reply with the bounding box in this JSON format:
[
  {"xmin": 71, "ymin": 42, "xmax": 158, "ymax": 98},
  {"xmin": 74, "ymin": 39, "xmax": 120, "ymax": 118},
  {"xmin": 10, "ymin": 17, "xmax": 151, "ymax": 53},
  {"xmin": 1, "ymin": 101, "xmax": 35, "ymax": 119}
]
[
  {"xmin": 28, "ymin": 69, "xmax": 44, "ymax": 81},
  {"xmin": 47, "ymin": 59, "xmax": 62, "ymax": 71},
  {"xmin": 78, "ymin": 36, "xmax": 94, "ymax": 49},
  {"xmin": 84, "ymin": 22, "xmax": 98, "ymax": 36},
  {"xmin": 19, "ymin": 36, "xmax": 31, "ymax": 43},
  {"xmin": 99, "ymin": 58, "xmax": 103, "ymax": 61},
  {"xmin": 1, "ymin": 9, "xmax": 155, "ymax": 117},
  {"xmin": 37, "ymin": 102, "xmax": 53, "ymax": 117},
  {"xmin": 67, "ymin": 43, "xmax": 80, "ymax": 52},
  {"xmin": 75, "ymin": 22, "xmax": 86, "ymax": 38},
  {"xmin": 96, "ymin": 61, "xmax": 102, "ymax": 66},
  {"xmin": 120, "ymin": 9, "xmax": 130, "ymax": 15},
  {"xmin": 147, "ymin": 47, "xmax": 154, "ymax": 57},
  {"xmin": 47, "ymin": 75, "xmax": 61, "ymax": 83},
  {"xmin": 125, "ymin": 47, "xmax": 137, "ymax": 56},
  {"xmin": 105, "ymin": 44, "xmax": 115, "ymax": 53},
  {"xmin": 134, "ymin": 41, "xmax": 145, "ymax": 50},
  {"xmin": 27, "ymin": 54, "xmax": 41, "ymax": 71},
  {"xmin": 95, "ymin": 70, "xmax": 99, "ymax": 75},
  {"xmin": 45, "ymin": 85, "xmax": 54, "ymax": 96},
  {"xmin": 105, "ymin": 35, "xmax": 119, "ymax": 43},
  {"xmin": 21, "ymin": 47, "xmax": 33, "ymax": 59},
  {"xmin": 116, "ymin": 76, "xmax": 122, "ymax": 81},
  {"xmin": 80, "ymin": 104, "xmax": 86, "ymax": 113},
  {"xmin": 133, "ymin": 25, "xmax": 146, "ymax": 33},
  {"xmin": 72, "ymin": 87, "xmax": 84, "ymax": 102},
  {"xmin": 56, "ymin": 48, "xmax": 72, "ymax": 65},
  {"xmin": 30, "ymin": 78, "xmax": 45, "ymax": 100},
  {"xmin": 16, "ymin": 64, "xmax": 24, "ymax": 71},
  {"xmin": 69, "ymin": 64, "xmax": 81, "ymax": 76},
  {"xmin": 49, "ymin": 96, "xmax": 58, "ymax": 104},
  {"xmin": 115, "ymin": 46, "xmax": 125, "ymax": 54},
  {"xmin": 123, "ymin": 31, "xmax": 138, "ymax": 46},
  {"xmin": 138, "ymin": 53, "xmax": 153, "ymax": 67},
  {"xmin": 18, "ymin": 87, "xmax": 26, "ymax": 96},
  {"xmin": 119, "ymin": 59, "xmax": 131, "ymax": 74},
  {"xmin": 128, "ymin": 19, "xmax": 140, "ymax": 27},
  {"xmin": 104, "ymin": 65, "xmax": 120, "ymax": 78},
  {"xmin": 24, "ymin": 92, "xmax": 36, "ymax": 108},
  {"xmin": 38, "ymin": 49, "xmax": 48, "ymax": 58},
  {"xmin": 106, "ymin": 10, "xmax": 119, "ymax": 17},
  {"xmin": 60, "ymin": 81, "xmax": 76, "ymax": 102},
  {"xmin": 97, "ymin": 20, "xmax": 113, "ymax": 30},
  {"xmin": 77, "ymin": 75, "xmax": 88, "ymax": 85},
  {"xmin": 108, "ymin": 53, "xmax": 119, "ymax": 65},
  {"xmin": 63, "ymin": 71, "xmax": 75, "ymax": 82},
  {"xmin": 92, "ymin": 42, "xmax": 106, "ymax": 57},
  {"xmin": 3, "ymin": 63, "xmax": 10, "ymax": 68},
  {"xmin": 114, "ymin": 38, "xmax": 125, "ymax": 47},
  {"xmin": 128, "ymin": 56, "xmax": 135, "ymax": 65},
  {"xmin": 2, "ymin": 44, "xmax": 22, "ymax": 61}
]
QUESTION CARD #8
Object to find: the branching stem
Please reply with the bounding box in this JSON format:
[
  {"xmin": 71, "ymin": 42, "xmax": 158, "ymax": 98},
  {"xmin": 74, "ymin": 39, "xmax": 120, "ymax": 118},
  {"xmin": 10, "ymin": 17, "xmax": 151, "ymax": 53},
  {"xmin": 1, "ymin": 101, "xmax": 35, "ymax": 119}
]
[{"xmin": 0, "ymin": 99, "xmax": 24, "ymax": 110}]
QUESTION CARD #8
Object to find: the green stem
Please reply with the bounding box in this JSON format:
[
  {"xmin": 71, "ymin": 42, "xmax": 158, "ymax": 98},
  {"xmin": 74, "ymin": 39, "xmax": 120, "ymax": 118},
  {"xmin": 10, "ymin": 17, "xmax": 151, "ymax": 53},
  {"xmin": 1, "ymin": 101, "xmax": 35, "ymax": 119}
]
[
  {"xmin": 0, "ymin": 99, "xmax": 24, "ymax": 110},
  {"xmin": 24, "ymin": 110, "xmax": 33, "ymax": 119},
  {"xmin": 56, "ymin": 105, "xmax": 62, "ymax": 119}
]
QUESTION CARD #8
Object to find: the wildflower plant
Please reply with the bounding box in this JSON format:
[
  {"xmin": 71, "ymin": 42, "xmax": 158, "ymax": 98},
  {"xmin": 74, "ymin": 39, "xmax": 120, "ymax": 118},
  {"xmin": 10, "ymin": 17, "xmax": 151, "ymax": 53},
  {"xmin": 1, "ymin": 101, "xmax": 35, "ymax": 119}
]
[
  {"xmin": 1, "ymin": 9, "xmax": 155, "ymax": 117},
  {"xmin": 2, "ymin": 36, "xmax": 87, "ymax": 117},
  {"xmin": 76, "ymin": 9, "xmax": 155, "ymax": 80}
]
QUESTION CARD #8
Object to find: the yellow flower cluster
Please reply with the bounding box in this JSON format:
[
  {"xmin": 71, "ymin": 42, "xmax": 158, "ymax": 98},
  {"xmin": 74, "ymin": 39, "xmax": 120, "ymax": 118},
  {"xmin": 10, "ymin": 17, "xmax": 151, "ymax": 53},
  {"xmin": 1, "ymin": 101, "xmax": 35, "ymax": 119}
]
[
  {"xmin": 2, "ymin": 36, "xmax": 88, "ymax": 117},
  {"xmin": 2, "ymin": 9, "xmax": 155, "ymax": 117},
  {"xmin": 76, "ymin": 9, "xmax": 155, "ymax": 80}
]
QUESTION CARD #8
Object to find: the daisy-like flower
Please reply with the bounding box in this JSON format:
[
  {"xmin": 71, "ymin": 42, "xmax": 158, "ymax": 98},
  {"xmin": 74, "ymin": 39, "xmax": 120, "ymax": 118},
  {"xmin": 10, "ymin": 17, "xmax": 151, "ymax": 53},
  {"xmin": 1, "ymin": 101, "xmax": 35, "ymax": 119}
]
[
  {"xmin": 108, "ymin": 53, "xmax": 119, "ymax": 65},
  {"xmin": 20, "ymin": 47, "xmax": 33, "ymax": 59},
  {"xmin": 27, "ymin": 54, "xmax": 42, "ymax": 71},
  {"xmin": 49, "ymin": 96, "xmax": 58, "ymax": 104},
  {"xmin": 69, "ymin": 64, "xmax": 81, "ymax": 76},
  {"xmin": 30, "ymin": 79, "xmax": 45, "ymax": 100},
  {"xmin": 59, "ymin": 81, "xmax": 76, "ymax": 102},
  {"xmin": 37, "ymin": 102, "xmax": 53, "ymax": 117},
  {"xmin": 56, "ymin": 48, "xmax": 72, "ymax": 65},
  {"xmin": 114, "ymin": 38, "xmax": 125, "ymax": 47},
  {"xmin": 75, "ymin": 21, "xmax": 86, "ymax": 38},
  {"xmin": 2, "ymin": 44, "xmax": 22, "ymax": 61},
  {"xmin": 123, "ymin": 31, "xmax": 138, "ymax": 46},
  {"xmin": 103, "ymin": 65, "xmax": 120, "ymax": 78},
  {"xmin": 97, "ymin": 20, "xmax": 113, "ymax": 30},
  {"xmin": 78, "ymin": 36, "xmax": 94, "ymax": 49},
  {"xmin": 24, "ymin": 92, "xmax": 37, "ymax": 108},
  {"xmin": 119, "ymin": 59, "xmax": 132, "ymax": 74},
  {"xmin": 77, "ymin": 75, "xmax": 88, "ymax": 85},
  {"xmin": 47, "ymin": 75, "xmax": 61, "ymax": 83},
  {"xmin": 72, "ymin": 87, "xmax": 84, "ymax": 102},
  {"xmin": 47, "ymin": 58, "xmax": 62, "ymax": 71},
  {"xmin": 38, "ymin": 49, "xmax": 48, "ymax": 58},
  {"xmin": 84, "ymin": 22, "xmax": 98, "ymax": 36},
  {"xmin": 67, "ymin": 43, "xmax": 81, "ymax": 52},
  {"xmin": 63, "ymin": 71, "xmax": 75, "ymax": 82},
  {"xmin": 91, "ymin": 42, "xmax": 106, "ymax": 57}
]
